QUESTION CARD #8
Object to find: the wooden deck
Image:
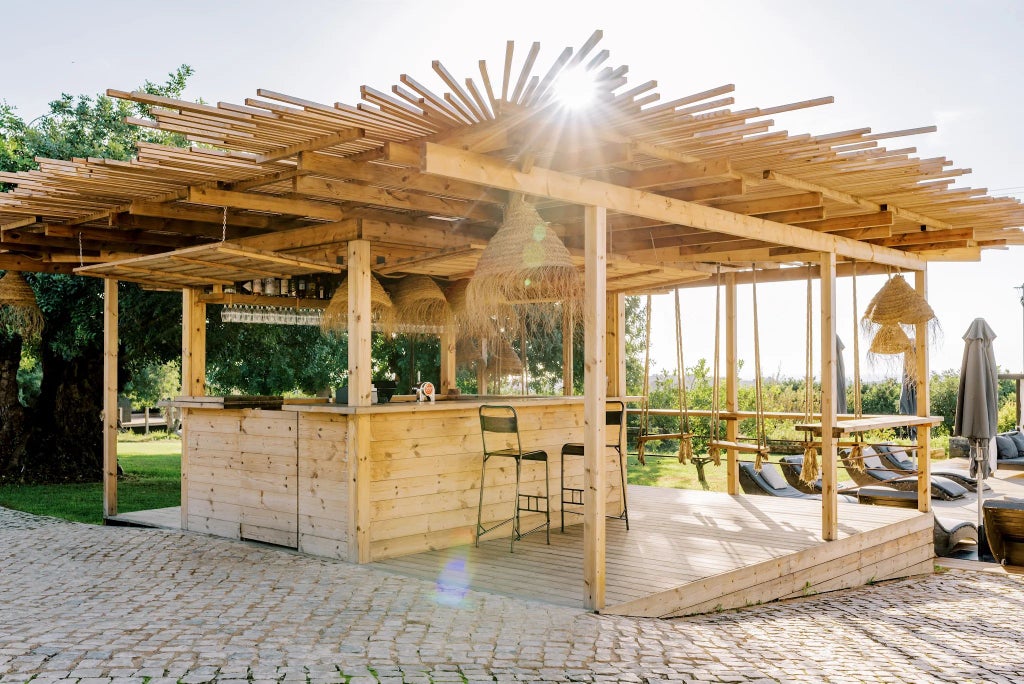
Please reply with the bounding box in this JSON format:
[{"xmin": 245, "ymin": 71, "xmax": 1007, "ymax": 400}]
[
  {"xmin": 105, "ymin": 506, "xmax": 182, "ymax": 530},
  {"xmin": 373, "ymin": 484, "xmax": 933, "ymax": 617}
]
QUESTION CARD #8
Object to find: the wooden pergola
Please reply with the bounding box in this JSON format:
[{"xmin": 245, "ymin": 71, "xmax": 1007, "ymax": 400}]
[{"xmin": 3, "ymin": 31, "xmax": 1022, "ymax": 611}]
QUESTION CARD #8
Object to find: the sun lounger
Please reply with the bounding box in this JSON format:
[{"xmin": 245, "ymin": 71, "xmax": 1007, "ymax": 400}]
[
  {"xmin": 777, "ymin": 455, "xmax": 860, "ymax": 496},
  {"xmin": 983, "ymin": 498, "xmax": 1024, "ymax": 566},
  {"xmin": 739, "ymin": 462, "xmax": 856, "ymax": 502},
  {"xmin": 857, "ymin": 486, "xmax": 977, "ymax": 556},
  {"xmin": 874, "ymin": 443, "xmax": 988, "ymax": 493},
  {"xmin": 840, "ymin": 447, "xmax": 967, "ymax": 501}
]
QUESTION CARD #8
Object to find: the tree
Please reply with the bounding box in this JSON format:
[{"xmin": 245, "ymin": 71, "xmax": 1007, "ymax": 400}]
[{"xmin": 0, "ymin": 69, "xmax": 195, "ymax": 481}]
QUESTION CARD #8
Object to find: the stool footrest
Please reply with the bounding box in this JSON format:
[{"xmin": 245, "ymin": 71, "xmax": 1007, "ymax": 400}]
[{"xmin": 562, "ymin": 487, "xmax": 584, "ymax": 506}]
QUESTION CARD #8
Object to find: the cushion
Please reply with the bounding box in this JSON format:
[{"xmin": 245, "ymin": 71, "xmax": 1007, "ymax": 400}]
[
  {"xmin": 759, "ymin": 464, "xmax": 790, "ymax": 490},
  {"xmin": 1007, "ymin": 431, "xmax": 1024, "ymax": 456},
  {"xmin": 996, "ymin": 435, "xmax": 1018, "ymax": 460}
]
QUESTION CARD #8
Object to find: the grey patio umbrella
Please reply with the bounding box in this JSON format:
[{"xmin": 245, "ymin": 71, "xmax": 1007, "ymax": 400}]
[
  {"xmin": 836, "ymin": 335, "xmax": 847, "ymax": 415},
  {"xmin": 899, "ymin": 346, "xmax": 917, "ymax": 440},
  {"xmin": 953, "ymin": 318, "xmax": 999, "ymax": 541}
]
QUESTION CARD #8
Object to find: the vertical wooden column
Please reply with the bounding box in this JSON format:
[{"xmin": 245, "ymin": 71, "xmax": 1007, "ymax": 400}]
[
  {"xmin": 725, "ymin": 274, "xmax": 739, "ymax": 494},
  {"xmin": 181, "ymin": 287, "xmax": 207, "ymax": 396},
  {"xmin": 346, "ymin": 240, "xmax": 373, "ymax": 563},
  {"xmin": 439, "ymin": 330, "xmax": 456, "ymax": 395},
  {"xmin": 606, "ymin": 293, "xmax": 626, "ymax": 397},
  {"xmin": 181, "ymin": 287, "xmax": 206, "ymax": 530},
  {"xmin": 103, "ymin": 279, "xmax": 118, "ymax": 519},
  {"xmin": 347, "ymin": 240, "xmax": 372, "ymax": 407},
  {"xmin": 583, "ymin": 205, "xmax": 607, "ymax": 612},
  {"xmin": 820, "ymin": 253, "xmax": 838, "ymax": 541},
  {"xmin": 914, "ymin": 269, "xmax": 931, "ymax": 513},
  {"xmin": 607, "ymin": 292, "xmax": 627, "ymax": 517},
  {"xmin": 562, "ymin": 311, "xmax": 574, "ymax": 396}
]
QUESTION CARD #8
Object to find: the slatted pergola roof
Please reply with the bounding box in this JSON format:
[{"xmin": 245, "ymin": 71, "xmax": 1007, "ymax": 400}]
[{"xmin": 1, "ymin": 30, "xmax": 1022, "ymax": 289}]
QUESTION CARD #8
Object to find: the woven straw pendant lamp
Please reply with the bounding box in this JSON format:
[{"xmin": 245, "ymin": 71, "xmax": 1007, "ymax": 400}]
[
  {"xmin": 464, "ymin": 196, "xmax": 581, "ymax": 334},
  {"xmin": 861, "ymin": 274, "xmax": 937, "ymax": 328},
  {"xmin": 320, "ymin": 273, "xmax": 395, "ymax": 336},
  {"xmin": 0, "ymin": 271, "xmax": 44, "ymax": 340},
  {"xmin": 388, "ymin": 275, "xmax": 453, "ymax": 335}
]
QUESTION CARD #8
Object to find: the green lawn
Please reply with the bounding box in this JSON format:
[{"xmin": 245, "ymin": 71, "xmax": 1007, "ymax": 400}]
[{"xmin": 0, "ymin": 436, "xmax": 181, "ymax": 525}]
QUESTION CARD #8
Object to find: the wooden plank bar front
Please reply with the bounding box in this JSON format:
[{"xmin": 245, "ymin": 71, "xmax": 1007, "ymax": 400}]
[{"xmin": 172, "ymin": 397, "xmax": 625, "ymax": 563}]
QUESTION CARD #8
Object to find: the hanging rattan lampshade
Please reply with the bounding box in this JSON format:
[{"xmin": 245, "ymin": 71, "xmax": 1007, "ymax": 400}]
[
  {"xmin": 868, "ymin": 323, "xmax": 913, "ymax": 355},
  {"xmin": 0, "ymin": 271, "xmax": 43, "ymax": 340},
  {"xmin": 320, "ymin": 273, "xmax": 394, "ymax": 335},
  {"xmin": 485, "ymin": 336, "xmax": 523, "ymax": 377},
  {"xmin": 465, "ymin": 197, "xmax": 581, "ymax": 323},
  {"xmin": 389, "ymin": 275, "xmax": 453, "ymax": 333},
  {"xmin": 861, "ymin": 274, "xmax": 937, "ymax": 328},
  {"xmin": 447, "ymin": 278, "xmax": 518, "ymax": 340}
]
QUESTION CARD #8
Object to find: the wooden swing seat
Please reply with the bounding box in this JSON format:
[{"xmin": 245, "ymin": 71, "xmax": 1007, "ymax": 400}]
[
  {"xmin": 636, "ymin": 432, "xmax": 691, "ymax": 445},
  {"xmin": 708, "ymin": 439, "xmax": 765, "ymax": 454},
  {"xmin": 795, "ymin": 414, "xmax": 944, "ymax": 438}
]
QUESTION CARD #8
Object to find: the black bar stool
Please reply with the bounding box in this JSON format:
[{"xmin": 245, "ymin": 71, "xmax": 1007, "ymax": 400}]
[
  {"xmin": 560, "ymin": 400, "xmax": 630, "ymax": 532},
  {"xmin": 476, "ymin": 405, "xmax": 550, "ymax": 552}
]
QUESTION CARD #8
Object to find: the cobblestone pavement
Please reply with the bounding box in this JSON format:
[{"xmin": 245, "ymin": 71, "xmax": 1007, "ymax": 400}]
[{"xmin": 3, "ymin": 508, "xmax": 1024, "ymax": 683}]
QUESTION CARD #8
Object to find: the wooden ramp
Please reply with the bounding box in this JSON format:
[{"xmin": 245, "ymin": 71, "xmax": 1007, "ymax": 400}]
[
  {"xmin": 105, "ymin": 506, "xmax": 182, "ymax": 530},
  {"xmin": 374, "ymin": 485, "xmax": 933, "ymax": 617}
]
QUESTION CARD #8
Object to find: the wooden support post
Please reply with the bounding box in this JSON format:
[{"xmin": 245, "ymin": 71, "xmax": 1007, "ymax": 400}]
[
  {"xmin": 915, "ymin": 269, "xmax": 931, "ymax": 513},
  {"xmin": 103, "ymin": 278, "xmax": 118, "ymax": 519},
  {"xmin": 440, "ymin": 330, "xmax": 456, "ymax": 395},
  {"xmin": 180, "ymin": 287, "xmax": 206, "ymax": 530},
  {"xmin": 347, "ymin": 240, "xmax": 372, "ymax": 406},
  {"xmin": 583, "ymin": 205, "xmax": 607, "ymax": 612},
  {"xmin": 348, "ymin": 414, "xmax": 371, "ymax": 563},
  {"xmin": 820, "ymin": 253, "xmax": 838, "ymax": 541},
  {"xmin": 725, "ymin": 273, "xmax": 739, "ymax": 495},
  {"xmin": 562, "ymin": 311, "xmax": 574, "ymax": 396},
  {"xmin": 606, "ymin": 293, "xmax": 626, "ymax": 398},
  {"xmin": 607, "ymin": 292, "xmax": 627, "ymax": 517},
  {"xmin": 181, "ymin": 288, "xmax": 207, "ymax": 397}
]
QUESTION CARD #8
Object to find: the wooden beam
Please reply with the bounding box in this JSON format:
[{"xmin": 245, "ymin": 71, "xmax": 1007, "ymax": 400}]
[
  {"xmin": 299, "ymin": 151, "xmax": 506, "ymax": 205},
  {"xmin": 187, "ymin": 186, "xmax": 346, "ymax": 222},
  {"xmin": 254, "ymin": 127, "xmax": 364, "ymax": 164},
  {"xmin": 709, "ymin": 192, "xmax": 823, "ymax": 215},
  {"xmin": 348, "ymin": 240, "xmax": 372, "ymax": 407},
  {"xmin": 420, "ymin": 143, "xmax": 925, "ymax": 270},
  {"xmin": 583, "ymin": 205, "xmax": 607, "ymax": 612},
  {"xmin": 820, "ymin": 252, "xmax": 838, "ymax": 541},
  {"xmin": 0, "ymin": 216, "xmax": 40, "ymax": 231},
  {"xmin": 870, "ymin": 228, "xmax": 974, "ymax": 248},
  {"xmin": 44, "ymin": 224, "xmax": 201, "ymax": 249},
  {"xmin": 625, "ymin": 159, "xmax": 734, "ymax": 189},
  {"xmin": 296, "ymin": 175, "xmax": 500, "ymax": 223},
  {"xmin": 915, "ymin": 269, "xmax": 931, "ymax": 514},
  {"xmin": 130, "ymin": 201, "xmax": 271, "ymax": 229},
  {"xmin": 233, "ymin": 219, "xmax": 360, "ymax": 251},
  {"xmin": 763, "ymin": 170, "xmax": 952, "ymax": 230},
  {"xmin": 661, "ymin": 179, "xmax": 745, "ymax": 202},
  {"xmin": 0, "ymin": 256, "xmax": 75, "ymax": 273},
  {"xmin": 102, "ymin": 278, "xmax": 118, "ymax": 519},
  {"xmin": 607, "ymin": 292, "xmax": 626, "ymax": 399},
  {"xmin": 801, "ymin": 211, "xmax": 894, "ymax": 233}
]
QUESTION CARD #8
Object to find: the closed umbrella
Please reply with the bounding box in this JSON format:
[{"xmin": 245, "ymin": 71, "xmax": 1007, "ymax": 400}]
[
  {"xmin": 953, "ymin": 318, "xmax": 999, "ymax": 557},
  {"xmin": 899, "ymin": 346, "xmax": 917, "ymax": 440},
  {"xmin": 836, "ymin": 336, "xmax": 847, "ymax": 415}
]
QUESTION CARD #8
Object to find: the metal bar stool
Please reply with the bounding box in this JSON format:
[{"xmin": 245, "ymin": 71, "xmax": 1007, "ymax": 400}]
[
  {"xmin": 560, "ymin": 400, "xmax": 630, "ymax": 532},
  {"xmin": 476, "ymin": 405, "xmax": 550, "ymax": 552}
]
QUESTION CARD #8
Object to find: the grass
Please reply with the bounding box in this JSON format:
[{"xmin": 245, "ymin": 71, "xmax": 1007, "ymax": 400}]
[{"xmin": 0, "ymin": 436, "xmax": 181, "ymax": 525}]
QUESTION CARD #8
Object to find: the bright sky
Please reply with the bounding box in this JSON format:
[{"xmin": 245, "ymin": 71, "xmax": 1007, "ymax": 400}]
[{"xmin": 3, "ymin": 0, "xmax": 1023, "ymax": 379}]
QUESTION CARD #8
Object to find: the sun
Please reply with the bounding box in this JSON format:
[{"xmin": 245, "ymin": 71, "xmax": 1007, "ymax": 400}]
[{"xmin": 553, "ymin": 68, "xmax": 597, "ymax": 110}]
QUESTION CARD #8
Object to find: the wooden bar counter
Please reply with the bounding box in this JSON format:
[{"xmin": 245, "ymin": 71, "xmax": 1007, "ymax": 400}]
[{"xmin": 170, "ymin": 396, "xmax": 626, "ymax": 563}]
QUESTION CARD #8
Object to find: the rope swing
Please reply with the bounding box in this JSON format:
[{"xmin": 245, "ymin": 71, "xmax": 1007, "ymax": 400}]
[
  {"xmin": 800, "ymin": 264, "xmax": 820, "ymax": 484},
  {"xmin": 635, "ymin": 290, "xmax": 694, "ymax": 466},
  {"xmin": 750, "ymin": 266, "xmax": 769, "ymax": 472}
]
